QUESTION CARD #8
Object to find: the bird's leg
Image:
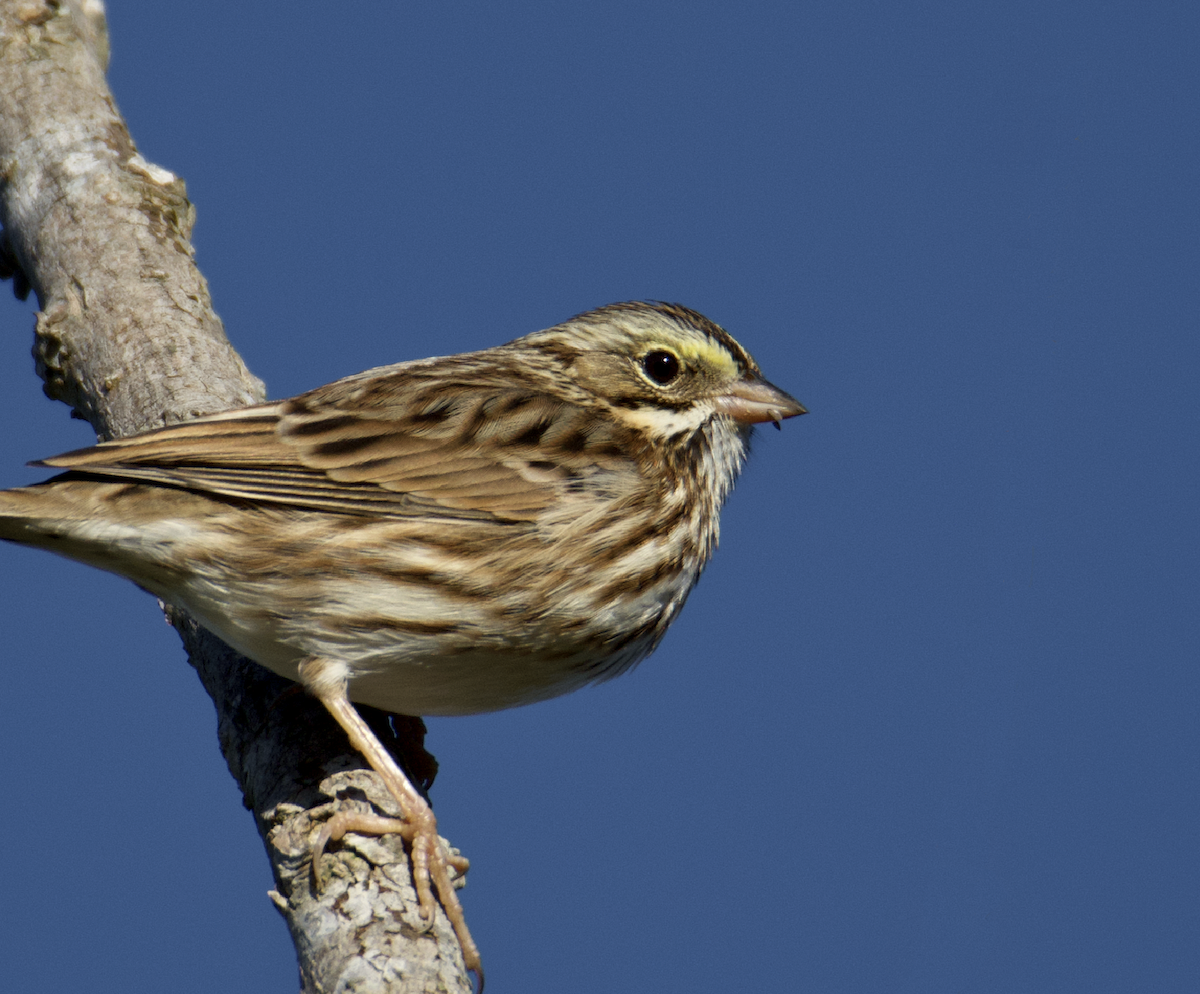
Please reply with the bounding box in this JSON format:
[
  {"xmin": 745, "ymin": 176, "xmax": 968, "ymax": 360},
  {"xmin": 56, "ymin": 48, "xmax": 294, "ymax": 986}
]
[{"xmin": 299, "ymin": 659, "xmax": 481, "ymax": 983}]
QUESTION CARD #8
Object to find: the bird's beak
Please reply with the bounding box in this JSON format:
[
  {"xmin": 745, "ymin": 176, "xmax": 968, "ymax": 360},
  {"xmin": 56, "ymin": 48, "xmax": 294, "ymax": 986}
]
[{"xmin": 715, "ymin": 377, "xmax": 807, "ymax": 428}]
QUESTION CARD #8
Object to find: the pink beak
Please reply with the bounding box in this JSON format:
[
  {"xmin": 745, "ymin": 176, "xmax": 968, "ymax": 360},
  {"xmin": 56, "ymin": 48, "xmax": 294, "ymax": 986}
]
[{"xmin": 715, "ymin": 377, "xmax": 807, "ymax": 428}]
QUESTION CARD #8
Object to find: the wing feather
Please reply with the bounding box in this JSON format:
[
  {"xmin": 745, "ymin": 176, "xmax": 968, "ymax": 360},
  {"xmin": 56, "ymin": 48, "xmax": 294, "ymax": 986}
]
[{"xmin": 35, "ymin": 364, "xmax": 635, "ymax": 523}]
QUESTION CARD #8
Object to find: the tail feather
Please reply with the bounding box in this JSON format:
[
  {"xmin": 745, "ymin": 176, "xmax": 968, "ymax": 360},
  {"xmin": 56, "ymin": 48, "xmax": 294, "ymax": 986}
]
[
  {"xmin": 0, "ymin": 479, "xmax": 201, "ymax": 578},
  {"xmin": 0, "ymin": 484, "xmax": 74, "ymax": 546}
]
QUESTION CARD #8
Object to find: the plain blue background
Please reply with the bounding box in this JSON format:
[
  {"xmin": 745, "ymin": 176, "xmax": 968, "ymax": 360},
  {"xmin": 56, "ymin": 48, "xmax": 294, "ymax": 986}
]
[{"xmin": 1, "ymin": 3, "xmax": 1197, "ymax": 991}]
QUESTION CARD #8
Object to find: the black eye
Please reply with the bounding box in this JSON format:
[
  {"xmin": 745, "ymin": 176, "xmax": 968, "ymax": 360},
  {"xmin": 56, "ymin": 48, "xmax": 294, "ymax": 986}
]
[{"xmin": 641, "ymin": 350, "xmax": 680, "ymax": 385}]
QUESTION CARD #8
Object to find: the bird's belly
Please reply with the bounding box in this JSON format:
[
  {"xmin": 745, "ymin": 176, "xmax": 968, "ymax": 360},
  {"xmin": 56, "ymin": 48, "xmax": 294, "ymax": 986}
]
[{"xmin": 168, "ymin": 566, "xmax": 691, "ymax": 717}]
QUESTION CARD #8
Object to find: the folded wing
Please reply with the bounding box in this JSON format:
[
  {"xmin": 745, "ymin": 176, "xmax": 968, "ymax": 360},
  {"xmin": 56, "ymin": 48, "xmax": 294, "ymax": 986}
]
[{"xmin": 36, "ymin": 365, "xmax": 627, "ymax": 523}]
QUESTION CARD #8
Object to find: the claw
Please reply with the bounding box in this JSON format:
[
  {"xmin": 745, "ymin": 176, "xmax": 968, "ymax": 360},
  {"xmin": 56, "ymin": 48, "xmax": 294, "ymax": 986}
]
[{"xmin": 304, "ymin": 680, "xmax": 485, "ymax": 981}]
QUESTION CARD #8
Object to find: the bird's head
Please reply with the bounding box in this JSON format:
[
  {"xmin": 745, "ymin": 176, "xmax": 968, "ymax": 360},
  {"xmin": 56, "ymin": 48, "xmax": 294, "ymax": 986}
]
[{"xmin": 518, "ymin": 301, "xmax": 806, "ymax": 441}]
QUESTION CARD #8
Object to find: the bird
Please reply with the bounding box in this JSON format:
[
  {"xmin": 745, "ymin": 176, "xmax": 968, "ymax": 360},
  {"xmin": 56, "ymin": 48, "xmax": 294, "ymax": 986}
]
[{"xmin": 0, "ymin": 301, "xmax": 805, "ymax": 982}]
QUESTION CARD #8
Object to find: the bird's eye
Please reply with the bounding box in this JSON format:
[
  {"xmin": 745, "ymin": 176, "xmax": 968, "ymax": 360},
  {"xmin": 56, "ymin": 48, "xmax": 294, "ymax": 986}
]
[{"xmin": 641, "ymin": 350, "xmax": 680, "ymax": 385}]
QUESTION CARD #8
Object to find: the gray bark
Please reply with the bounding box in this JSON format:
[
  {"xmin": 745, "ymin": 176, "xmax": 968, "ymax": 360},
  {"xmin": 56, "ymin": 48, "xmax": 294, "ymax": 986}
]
[{"xmin": 0, "ymin": 3, "xmax": 473, "ymax": 991}]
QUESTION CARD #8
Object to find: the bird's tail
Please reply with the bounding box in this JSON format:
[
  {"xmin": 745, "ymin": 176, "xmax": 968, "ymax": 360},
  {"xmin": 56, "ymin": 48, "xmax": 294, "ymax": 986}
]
[
  {"xmin": 0, "ymin": 479, "xmax": 154, "ymax": 570},
  {"xmin": 0, "ymin": 483, "xmax": 71, "ymax": 546}
]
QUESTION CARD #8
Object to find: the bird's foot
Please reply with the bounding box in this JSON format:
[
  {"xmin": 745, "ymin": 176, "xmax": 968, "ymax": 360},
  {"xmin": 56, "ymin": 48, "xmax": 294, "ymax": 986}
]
[
  {"xmin": 301, "ymin": 665, "xmax": 484, "ymax": 988},
  {"xmin": 311, "ymin": 796, "xmax": 480, "ymax": 986}
]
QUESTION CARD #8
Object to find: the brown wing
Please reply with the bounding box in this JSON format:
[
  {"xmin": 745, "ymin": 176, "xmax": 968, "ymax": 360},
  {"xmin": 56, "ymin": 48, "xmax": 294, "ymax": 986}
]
[{"xmin": 36, "ymin": 362, "xmax": 632, "ymax": 523}]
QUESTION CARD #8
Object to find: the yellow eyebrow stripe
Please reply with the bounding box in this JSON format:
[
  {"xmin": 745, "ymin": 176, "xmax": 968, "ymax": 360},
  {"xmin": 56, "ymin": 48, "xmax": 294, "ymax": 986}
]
[{"xmin": 664, "ymin": 339, "xmax": 738, "ymax": 377}]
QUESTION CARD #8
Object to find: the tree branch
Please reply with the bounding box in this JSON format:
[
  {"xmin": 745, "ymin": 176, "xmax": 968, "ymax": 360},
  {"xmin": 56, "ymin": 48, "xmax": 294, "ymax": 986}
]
[{"xmin": 0, "ymin": 4, "xmax": 473, "ymax": 991}]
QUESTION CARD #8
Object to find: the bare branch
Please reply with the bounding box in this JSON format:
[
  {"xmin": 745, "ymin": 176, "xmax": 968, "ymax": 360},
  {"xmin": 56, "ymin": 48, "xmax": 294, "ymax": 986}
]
[{"xmin": 0, "ymin": 3, "xmax": 473, "ymax": 990}]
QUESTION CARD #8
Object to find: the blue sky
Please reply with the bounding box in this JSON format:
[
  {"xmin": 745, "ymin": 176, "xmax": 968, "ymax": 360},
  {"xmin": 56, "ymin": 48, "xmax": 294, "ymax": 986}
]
[{"xmin": 1, "ymin": 3, "xmax": 1197, "ymax": 992}]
